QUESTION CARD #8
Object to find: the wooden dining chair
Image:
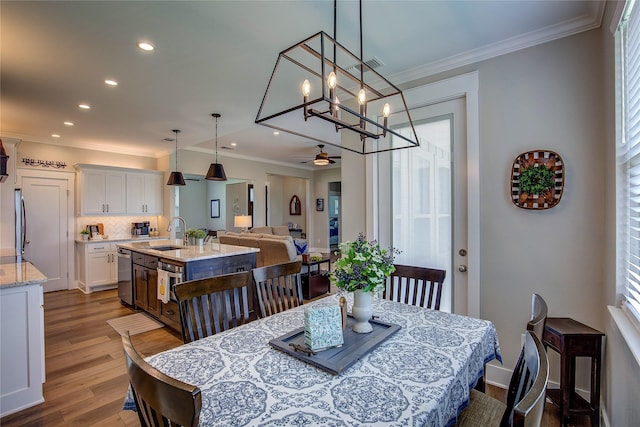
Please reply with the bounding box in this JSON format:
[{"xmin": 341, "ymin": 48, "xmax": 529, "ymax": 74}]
[
  {"xmin": 456, "ymin": 331, "xmax": 549, "ymax": 427},
  {"xmin": 527, "ymin": 293, "xmax": 548, "ymax": 339},
  {"xmin": 252, "ymin": 261, "xmax": 303, "ymax": 318},
  {"xmin": 122, "ymin": 332, "xmax": 202, "ymax": 427},
  {"xmin": 174, "ymin": 270, "xmax": 252, "ymax": 344},
  {"xmin": 384, "ymin": 264, "xmax": 446, "ymax": 310}
]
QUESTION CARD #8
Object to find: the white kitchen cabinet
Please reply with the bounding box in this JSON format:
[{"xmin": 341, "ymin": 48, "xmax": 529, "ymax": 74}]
[
  {"xmin": 76, "ymin": 242, "xmax": 117, "ymax": 292},
  {"xmin": 77, "ymin": 167, "xmax": 126, "ymax": 215},
  {"xmin": 126, "ymin": 171, "xmax": 163, "ymax": 215},
  {"xmin": 0, "ymin": 284, "xmax": 45, "ymax": 417}
]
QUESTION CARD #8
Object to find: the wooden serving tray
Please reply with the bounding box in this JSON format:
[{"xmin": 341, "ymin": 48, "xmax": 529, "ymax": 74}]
[{"xmin": 269, "ymin": 315, "xmax": 400, "ymax": 375}]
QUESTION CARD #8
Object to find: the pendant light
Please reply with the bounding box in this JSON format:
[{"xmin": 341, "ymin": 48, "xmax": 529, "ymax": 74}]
[
  {"xmin": 167, "ymin": 129, "xmax": 186, "ymax": 186},
  {"xmin": 205, "ymin": 113, "xmax": 227, "ymax": 181}
]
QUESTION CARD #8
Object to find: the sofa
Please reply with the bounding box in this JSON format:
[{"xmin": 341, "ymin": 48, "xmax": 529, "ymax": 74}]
[
  {"xmin": 248, "ymin": 225, "xmax": 291, "ymax": 236},
  {"xmin": 218, "ymin": 231, "xmax": 299, "ymax": 267}
]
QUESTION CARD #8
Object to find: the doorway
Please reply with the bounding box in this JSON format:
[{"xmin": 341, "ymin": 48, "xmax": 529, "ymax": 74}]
[
  {"xmin": 18, "ymin": 169, "xmax": 74, "ymax": 292},
  {"xmin": 377, "ymin": 98, "xmax": 466, "ymax": 314}
]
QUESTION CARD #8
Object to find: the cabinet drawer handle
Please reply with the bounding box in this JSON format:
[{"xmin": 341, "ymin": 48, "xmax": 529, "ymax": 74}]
[{"xmin": 165, "ymin": 309, "xmax": 175, "ymax": 315}]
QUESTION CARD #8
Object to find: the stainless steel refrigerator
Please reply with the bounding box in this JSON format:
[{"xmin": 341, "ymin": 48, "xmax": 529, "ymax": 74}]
[{"xmin": 15, "ymin": 188, "xmax": 26, "ymax": 263}]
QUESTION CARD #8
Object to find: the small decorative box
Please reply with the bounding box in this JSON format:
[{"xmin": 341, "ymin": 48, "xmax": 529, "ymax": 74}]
[{"xmin": 304, "ymin": 305, "xmax": 344, "ymax": 351}]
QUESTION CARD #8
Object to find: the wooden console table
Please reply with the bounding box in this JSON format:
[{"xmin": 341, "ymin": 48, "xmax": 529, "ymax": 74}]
[
  {"xmin": 542, "ymin": 317, "xmax": 604, "ymax": 427},
  {"xmin": 301, "ymin": 254, "xmax": 330, "ymax": 300}
]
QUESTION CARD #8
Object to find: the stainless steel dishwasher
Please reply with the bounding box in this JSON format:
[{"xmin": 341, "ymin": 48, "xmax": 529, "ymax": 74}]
[{"xmin": 117, "ymin": 247, "xmax": 133, "ymax": 305}]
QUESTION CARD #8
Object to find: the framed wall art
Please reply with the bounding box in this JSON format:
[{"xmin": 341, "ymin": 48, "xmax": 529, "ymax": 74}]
[
  {"xmin": 316, "ymin": 198, "xmax": 324, "ymax": 211},
  {"xmin": 510, "ymin": 150, "xmax": 564, "ymax": 210},
  {"xmin": 210, "ymin": 199, "xmax": 220, "ymax": 218}
]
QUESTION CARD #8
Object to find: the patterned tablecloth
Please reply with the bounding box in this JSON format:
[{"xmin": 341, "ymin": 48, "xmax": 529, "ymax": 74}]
[{"xmin": 125, "ymin": 294, "xmax": 502, "ymax": 427}]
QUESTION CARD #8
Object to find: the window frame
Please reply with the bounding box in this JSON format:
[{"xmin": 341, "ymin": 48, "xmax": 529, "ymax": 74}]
[{"xmin": 617, "ymin": 0, "xmax": 640, "ymax": 328}]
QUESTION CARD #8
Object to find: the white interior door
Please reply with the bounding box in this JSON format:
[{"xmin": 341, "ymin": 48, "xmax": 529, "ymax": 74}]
[
  {"xmin": 20, "ymin": 172, "xmax": 72, "ymax": 292},
  {"xmin": 377, "ymin": 98, "xmax": 467, "ymax": 314}
]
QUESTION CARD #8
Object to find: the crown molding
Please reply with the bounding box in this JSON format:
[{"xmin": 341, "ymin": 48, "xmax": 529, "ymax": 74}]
[
  {"xmin": 2, "ymin": 132, "xmax": 166, "ymax": 158},
  {"xmin": 392, "ymin": 6, "xmax": 605, "ymax": 85}
]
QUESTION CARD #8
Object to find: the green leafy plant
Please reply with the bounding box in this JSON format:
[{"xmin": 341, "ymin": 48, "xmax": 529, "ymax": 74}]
[
  {"xmin": 330, "ymin": 233, "xmax": 399, "ymax": 293},
  {"xmin": 185, "ymin": 229, "xmax": 206, "ymax": 239},
  {"xmin": 80, "ymin": 229, "xmax": 90, "ymax": 235},
  {"xmin": 518, "ymin": 165, "xmax": 555, "ymax": 195}
]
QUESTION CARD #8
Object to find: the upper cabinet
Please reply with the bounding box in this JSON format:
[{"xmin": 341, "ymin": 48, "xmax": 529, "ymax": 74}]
[
  {"xmin": 75, "ymin": 165, "xmax": 163, "ymax": 216},
  {"xmin": 126, "ymin": 171, "xmax": 163, "ymax": 215},
  {"xmin": 79, "ymin": 168, "xmax": 126, "ymax": 214}
]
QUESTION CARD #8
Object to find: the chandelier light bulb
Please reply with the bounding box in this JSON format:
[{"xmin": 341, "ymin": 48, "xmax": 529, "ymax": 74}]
[
  {"xmin": 327, "ymin": 72, "xmax": 337, "ymax": 89},
  {"xmin": 358, "ymin": 89, "xmax": 366, "ymax": 106},
  {"xmin": 302, "ymin": 79, "xmax": 311, "ymax": 97},
  {"xmin": 383, "ymin": 103, "xmax": 390, "ymax": 118}
]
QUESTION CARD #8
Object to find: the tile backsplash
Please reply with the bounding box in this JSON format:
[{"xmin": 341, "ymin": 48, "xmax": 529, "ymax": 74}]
[{"xmin": 77, "ymin": 216, "xmax": 162, "ymax": 239}]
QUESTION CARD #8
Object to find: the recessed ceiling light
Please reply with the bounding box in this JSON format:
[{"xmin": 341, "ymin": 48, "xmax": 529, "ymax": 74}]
[
  {"xmin": 230, "ymin": 142, "xmax": 237, "ymax": 147},
  {"xmin": 51, "ymin": 134, "xmax": 61, "ymax": 138},
  {"xmin": 63, "ymin": 121, "xmax": 74, "ymax": 126},
  {"xmin": 273, "ymin": 131, "xmax": 280, "ymax": 135},
  {"xmin": 104, "ymin": 79, "xmax": 118, "ymax": 86},
  {"xmin": 78, "ymin": 104, "xmax": 91, "ymax": 110},
  {"xmin": 137, "ymin": 41, "xmax": 154, "ymax": 51}
]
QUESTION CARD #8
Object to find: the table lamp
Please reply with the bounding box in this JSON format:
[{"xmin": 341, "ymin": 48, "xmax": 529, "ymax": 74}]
[{"xmin": 234, "ymin": 215, "xmax": 252, "ymax": 233}]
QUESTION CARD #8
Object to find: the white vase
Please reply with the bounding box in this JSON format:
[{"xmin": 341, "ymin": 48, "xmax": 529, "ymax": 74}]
[{"xmin": 352, "ymin": 289, "xmax": 373, "ymax": 333}]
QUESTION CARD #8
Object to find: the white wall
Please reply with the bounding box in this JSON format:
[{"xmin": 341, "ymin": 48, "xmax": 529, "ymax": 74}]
[
  {"xmin": 282, "ymin": 176, "xmax": 307, "ymax": 231},
  {"xmin": 178, "ymin": 175, "xmax": 208, "ymax": 231},
  {"xmin": 268, "ymin": 174, "xmax": 284, "ymax": 226},
  {"xmin": 342, "ymin": 27, "xmax": 611, "ymax": 394},
  {"xmin": 207, "ymin": 181, "xmax": 226, "ymax": 232},
  {"xmin": 476, "ymin": 29, "xmax": 607, "ymax": 379}
]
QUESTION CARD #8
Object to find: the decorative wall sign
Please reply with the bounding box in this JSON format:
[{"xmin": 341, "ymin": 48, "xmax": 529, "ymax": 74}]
[
  {"xmin": 510, "ymin": 150, "xmax": 564, "ymax": 210},
  {"xmin": 22, "ymin": 158, "xmax": 67, "ymax": 168},
  {"xmin": 316, "ymin": 198, "xmax": 324, "ymax": 211}
]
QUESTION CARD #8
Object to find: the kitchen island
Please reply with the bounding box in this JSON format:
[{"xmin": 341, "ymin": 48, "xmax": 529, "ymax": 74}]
[
  {"xmin": 116, "ymin": 240, "xmax": 259, "ymax": 331},
  {"xmin": 74, "ymin": 235, "xmax": 166, "ymax": 293},
  {"xmin": 0, "ymin": 262, "xmax": 47, "ymax": 417}
]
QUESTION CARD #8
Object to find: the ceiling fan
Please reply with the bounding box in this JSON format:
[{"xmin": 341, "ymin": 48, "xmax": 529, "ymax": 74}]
[{"xmin": 302, "ymin": 144, "xmax": 341, "ymax": 166}]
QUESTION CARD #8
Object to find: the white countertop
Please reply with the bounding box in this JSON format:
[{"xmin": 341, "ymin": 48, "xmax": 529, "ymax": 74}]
[
  {"xmin": 117, "ymin": 239, "xmax": 259, "ymax": 263},
  {"xmin": 0, "ymin": 262, "xmax": 48, "ymax": 289},
  {"xmin": 74, "ymin": 236, "xmax": 167, "ymax": 244}
]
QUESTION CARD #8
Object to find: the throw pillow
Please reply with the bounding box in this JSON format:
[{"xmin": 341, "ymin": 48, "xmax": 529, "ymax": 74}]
[{"xmin": 294, "ymin": 239, "xmax": 308, "ymax": 255}]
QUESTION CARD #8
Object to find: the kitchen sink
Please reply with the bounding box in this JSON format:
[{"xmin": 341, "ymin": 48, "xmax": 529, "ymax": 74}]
[{"xmin": 149, "ymin": 245, "xmax": 185, "ymax": 251}]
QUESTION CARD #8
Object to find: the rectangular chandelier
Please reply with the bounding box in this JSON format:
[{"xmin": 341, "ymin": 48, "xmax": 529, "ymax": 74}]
[{"xmin": 255, "ymin": 31, "xmax": 419, "ymax": 155}]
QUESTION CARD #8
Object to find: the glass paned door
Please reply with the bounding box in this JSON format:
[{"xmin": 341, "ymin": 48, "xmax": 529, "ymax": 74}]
[
  {"xmin": 378, "ymin": 98, "xmax": 466, "ymax": 313},
  {"xmin": 392, "ymin": 117, "xmax": 453, "ymax": 310}
]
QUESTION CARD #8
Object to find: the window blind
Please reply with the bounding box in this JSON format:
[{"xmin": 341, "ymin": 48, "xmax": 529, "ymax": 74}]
[{"xmin": 620, "ymin": 0, "xmax": 640, "ymax": 323}]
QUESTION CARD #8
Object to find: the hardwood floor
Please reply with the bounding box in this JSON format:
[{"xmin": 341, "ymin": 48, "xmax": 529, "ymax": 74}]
[
  {"xmin": 0, "ymin": 289, "xmax": 182, "ymax": 427},
  {"xmin": 0, "ymin": 288, "xmax": 590, "ymax": 426}
]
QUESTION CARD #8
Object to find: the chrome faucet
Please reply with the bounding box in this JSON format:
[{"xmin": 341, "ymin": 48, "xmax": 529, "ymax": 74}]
[{"xmin": 167, "ymin": 216, "xmax": 188, "ymax": 246}]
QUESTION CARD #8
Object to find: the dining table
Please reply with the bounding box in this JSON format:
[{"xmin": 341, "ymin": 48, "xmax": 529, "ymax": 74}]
[{"xmin": 124, "ymin": 293, "xmax": 502, "ymax": 426}]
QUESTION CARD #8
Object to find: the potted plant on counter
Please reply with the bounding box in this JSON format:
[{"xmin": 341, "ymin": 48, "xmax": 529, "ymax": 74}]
[
  {"xmin": 80, "ymin": 229, "xmax": 90, "ymax": 241},
  {"xmin": 186, "ymin": 229, "xmax": 206, "ymax": 246}
]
